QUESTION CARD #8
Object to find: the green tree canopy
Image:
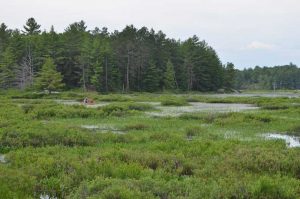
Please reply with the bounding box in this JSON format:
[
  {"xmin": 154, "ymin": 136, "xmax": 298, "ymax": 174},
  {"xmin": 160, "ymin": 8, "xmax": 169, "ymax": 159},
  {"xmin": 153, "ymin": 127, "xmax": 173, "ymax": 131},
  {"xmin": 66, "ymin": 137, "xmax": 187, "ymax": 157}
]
[
  {"xmin": 164, "ymin": 59, "xmax": 177, "ymax": 90},
  {"xmin": 143, "ymin": 60, "xmax": 160, "ymax": 92},
  {"xmin": 224, "ymin": 62, "xmax": 236, "ymax": 90},
  {"xmin": 35, "ymin": 58, "xmax": 64, "ymax": 93},
  {"xmin": 0, "ymin": 21, "xmax": 237, "ymax": 92},
  {"xmin": 0, "ymin": 47, "xmax": 17, "ymax": 89},
  {"xmin": 23, "ymin": 18, "xmax": 41, "ymax": 35}
]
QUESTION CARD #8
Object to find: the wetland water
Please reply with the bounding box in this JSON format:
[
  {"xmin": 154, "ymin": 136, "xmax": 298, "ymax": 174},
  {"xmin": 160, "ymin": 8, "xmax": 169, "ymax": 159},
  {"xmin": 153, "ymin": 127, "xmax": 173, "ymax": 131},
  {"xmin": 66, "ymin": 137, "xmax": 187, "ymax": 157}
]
[
  {"xmin": 264, "ymin": 133, "xmax": 300, "ymax": 148},
  {"xmin": 147, "ymin": 102, "xmax": 259, "ymax": 117},
  {"xmin": 54, "ymin": 100, "xmax": 110, "ymax": 108},
  {"xmin": 0, "ymin": 154, "xmax": 6, "ymax": 163},
  {"xmin": 55, "ymin": 100, "xmax": 259, "ymax": 116},
  {"xmin": 81, "ymin": 125, "xmax": 125, "ymax": 134},
  {"xmin": 202, "ymin": 92, "xmax": 300, "ymax": 98}
]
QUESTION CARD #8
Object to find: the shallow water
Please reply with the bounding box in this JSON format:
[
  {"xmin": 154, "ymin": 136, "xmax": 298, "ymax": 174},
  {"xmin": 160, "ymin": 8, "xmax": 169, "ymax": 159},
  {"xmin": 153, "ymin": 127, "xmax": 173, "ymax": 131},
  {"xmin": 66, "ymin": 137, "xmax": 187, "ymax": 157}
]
[
  {"xmin": 54, "ymin": 100, "xmax": 110, "ymax": 108},
  {"xmin": 264, "ymin": 133, "xmax": 300, "ymax": 148},
  {"xmin": 0, "ymin": 154, "xmax": 6, "ymax": 163},
  {"xmin": 147, "ymin": 102, "xmax": 258, "ymax": 117},
  {"xmin": 224, "ymin": 131, "xmax": 254, "ymax": 142},
  {"xmin": 81, "ymin": 125, "xmax": 125, "ymax": 134},
  {"xmin": 202, "ymin": 92, "xmax": 300, "ymax": 98},
  {"xmin": 55, "ymin": 100, "xmax": 258, "ymax": 116},
  {"xmin": 40, "ymin": 194, "xmax": 57, "ymax": 199}
]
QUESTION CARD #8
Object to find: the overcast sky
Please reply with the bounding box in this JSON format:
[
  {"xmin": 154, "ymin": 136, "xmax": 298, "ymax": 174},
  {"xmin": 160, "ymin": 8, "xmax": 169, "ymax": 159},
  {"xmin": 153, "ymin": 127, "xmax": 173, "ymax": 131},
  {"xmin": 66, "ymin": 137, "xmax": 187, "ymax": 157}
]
[{"xmin": 1, "ymin": 0, "xmax": 300, "ymax": 69}]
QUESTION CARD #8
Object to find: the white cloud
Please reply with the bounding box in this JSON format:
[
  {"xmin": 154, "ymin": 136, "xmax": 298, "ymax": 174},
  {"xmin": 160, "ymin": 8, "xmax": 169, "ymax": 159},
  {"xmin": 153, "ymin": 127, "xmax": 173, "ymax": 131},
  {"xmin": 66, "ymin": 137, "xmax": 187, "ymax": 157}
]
[{"xmin": 246, "ymin": 41, "xmax": 277, "ymax": 50}]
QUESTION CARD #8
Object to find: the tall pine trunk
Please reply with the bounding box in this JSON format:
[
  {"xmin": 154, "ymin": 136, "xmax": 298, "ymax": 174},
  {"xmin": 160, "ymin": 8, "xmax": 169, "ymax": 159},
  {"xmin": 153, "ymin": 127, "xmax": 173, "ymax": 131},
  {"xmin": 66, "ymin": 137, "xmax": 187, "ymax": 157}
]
[
  {"xmin": 105, "ymin": 56, "xmax": 108, "ymax": 92},
  {"xmin": 126, "ymin": 51, "xmax": 130, "ymax": 92}
]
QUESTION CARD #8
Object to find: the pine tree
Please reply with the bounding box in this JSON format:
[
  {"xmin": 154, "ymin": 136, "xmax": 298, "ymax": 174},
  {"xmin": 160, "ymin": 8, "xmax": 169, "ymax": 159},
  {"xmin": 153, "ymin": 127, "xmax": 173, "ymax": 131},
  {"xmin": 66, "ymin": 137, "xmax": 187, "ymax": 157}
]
[
  {"xmin": 164, "ymin": 59, "xmax": 176, "ymax": 90},
  {"xmin": 143, "ymin": 60, "xmax": 160, "ymax": 92},
  {"xmin": 23, "ymin": 18, "xmax": 41, "ymax": 35},
  {"xmin": 0, "ymin": 47, "xmax": 17, "ymax": 89},
  {"xmin": 80, "ymin": 35, "xmax": 92, "ymax": 91},
  {"xmin": 60, "ymin": 21, "xmax": 87, "ymax": 88},
  {"xmin": 35, "ymin": 58, "xmax": 64, "ymax": 93},
  {"xmin": 224, "ymin": 62, "xmax": 236, "ymax": 90},
  {"xmin": 91, "ymin": 61, "xmax": 103, "ymax": 92},
  {"xmin": 0, "ymin": 23, "xmax": 11, "ymax": 54}
]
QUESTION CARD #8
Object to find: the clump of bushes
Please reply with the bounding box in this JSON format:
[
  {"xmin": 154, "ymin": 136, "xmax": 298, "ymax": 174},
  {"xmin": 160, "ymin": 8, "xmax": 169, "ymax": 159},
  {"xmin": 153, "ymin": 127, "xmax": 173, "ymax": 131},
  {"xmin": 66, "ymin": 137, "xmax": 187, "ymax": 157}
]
[
  {"xmin": 185, "ymin": 126, "xmax": 205, "ymax": 138},
  {"xmin": 96, "ymin": 94, "xmax": 131, "ymax": 102},
  {"xmin": 288, "ymin": 125, "xmax": 300, "ymax": 136},
  {"xmin": 251, "ymin": 176, "xmax": 299, "ymax": 199},
  {"xmin": 179, "ymin": 163, "xmax": 194, "ymax": 176},
  {"xmin": 262, "ymin": 104, "xmax": 289, "ymax": 110},
  {"xmin": 25, "ymin": 102, "xmax": 154, "ymax": 119},
  {"xmin": 100, "ymin": 102, "xmax": 154, "ymax": 117},
  {"xmin": 100, "ymin": 103, "xmax": 129, "ymax": 117},
  {"xmin": 127, "ymin": 103, "xmax": 153, "ymax": 111},
  {"xmin": 186, "ymin": 97, "xmax": 201, "ymax": 102},
  {"xmin": 11, "ymin": 92, "xmax": 47, "ymax": 99},
  {"xmin": 62, "ymin": 92, "xmax": 85, "ymax": 99},
  {"xmin": 0, "ymin": 128, "xmax": 97, "ymax": 148},
  {"xmin": 161, "ymin": 98, "xmax": 188, "ymax": 106},
  {"xmin": 244, "ymin": 114, "xmax": 272, "ymax": 123},
  {"xmin": 179, "ymin": 113, "xmax": 203, "ymax": 120},
  {"xmin": 179, "ymin": 112, "xmax": 233, "ymax": 123},
  {"xmin": 21, "ymin": 104, "xmax": 35, "ymax": 114},
  {"xmin": 31, "ymin": 104, "xmax": 99, "ymax": 119},
  {"xmin": 124, "ymin": 123, "xmax": 149, "ymax": 131}
]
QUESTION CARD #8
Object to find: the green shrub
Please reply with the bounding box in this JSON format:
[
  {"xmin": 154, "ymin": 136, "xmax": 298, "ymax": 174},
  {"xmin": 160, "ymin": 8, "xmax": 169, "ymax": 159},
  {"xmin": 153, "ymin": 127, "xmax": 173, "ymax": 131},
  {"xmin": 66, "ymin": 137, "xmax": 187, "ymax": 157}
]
[
  {"xmin": 161, "ymin": 98, "xmax": 188, "ymax": 106},
  {"xmin": 185, "ymin": 126, "xmax": 205, "ymax": 137},
  {"xmin": 288, "ymin": 125, "xmax": 300, "ymax": 136},
  {"xmin": 11, "ymin": 92, "xmax": 47, "ymax": 99},
  {"xmin": 124, "ymin": 123, "xmax": 149, "ymax": 131},
  {"xmin": 96, "ymin": 94, "xmax": 131, "ymax": 102},
  {"xmin": 21, "ymin": 104, "xmax": 35, "ymax": 114},
  {"xmin": 244, "ymin": 114, "xmax": 272, "ymax": 123},
  {"xmin": 179, "ymin": 163, "xmax": 194, "ymax": 176},
  {"xmin": 127, "ymin": 103, "xmax": 153, "ymax": 111},
  {"xmin": 251, "ymin": 176, "xmax": 299, "ymax": 199},
  {"xmin": 0, "ymin": 127, "xmax": 98, "ymax": 148},
  {"xmin": 100, "ymin": 102, "xmax": 153, "ymax": 117}
]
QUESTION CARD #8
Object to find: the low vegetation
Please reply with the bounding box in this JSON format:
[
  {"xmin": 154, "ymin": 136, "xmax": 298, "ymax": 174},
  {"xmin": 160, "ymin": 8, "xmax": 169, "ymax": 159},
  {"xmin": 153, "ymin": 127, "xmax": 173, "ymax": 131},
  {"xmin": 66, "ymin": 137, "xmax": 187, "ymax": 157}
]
[
  {"xmin": 0, "ymin": 91, "xmax": 299, "ymax": 198},
  {"xmin": 161, "ymin": 97, "xmax": 189, "ymax": 106}
]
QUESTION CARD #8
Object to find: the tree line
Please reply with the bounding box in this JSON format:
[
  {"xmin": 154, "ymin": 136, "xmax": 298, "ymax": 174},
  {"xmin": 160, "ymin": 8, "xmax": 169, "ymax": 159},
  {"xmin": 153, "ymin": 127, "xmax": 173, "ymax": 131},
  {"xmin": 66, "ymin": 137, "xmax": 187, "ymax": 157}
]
[
  {"xmin": 0, "ymin": 18, "xmax": 236, "ymax": 93},
  {"xmin": 235, "ymin": 63, "xmax": 300, "ymax": 90}
]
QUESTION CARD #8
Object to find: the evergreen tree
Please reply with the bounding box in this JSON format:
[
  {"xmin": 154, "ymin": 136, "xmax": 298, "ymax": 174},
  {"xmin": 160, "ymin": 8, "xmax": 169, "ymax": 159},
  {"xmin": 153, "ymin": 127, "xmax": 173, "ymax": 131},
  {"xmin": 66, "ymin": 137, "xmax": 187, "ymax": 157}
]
[
  {"xmin": 60, "ymin": 21, "xmax": 87, "ymax": 88},
  {"xmin": 0, "ymin": 47, "xmax": 17, "ymax": 89},
  {"xmin": 23, "ymin": 18, "xmax": 41, "ymax": 35},
  {"xmin": 35, "ymin": 58, "xmax": 64, "ymax": 93},
  {"xmin": 0, "ymin": 23, "xmax": 11, "ymax": 54},
  {"xmin": 91, "ymin": 61, "xmax": 103, "ymax": 92},
  {"xmin": 224, "ymin": 62, "xmax": 235, "ymax": 90},
  {"xmin": 164, "ymin": 59, "xmax": 176, "ymax": 90},
  {"xmin": 80, "ymin": 35, "xmax": 92, "ymax": 91},
  {"xmin": 143, "ymin": 60, "xmax": 160, "ymax": 92},
  {"xmin": 0, "ymin": 21, "xmax": 243, "ymax": 92}
]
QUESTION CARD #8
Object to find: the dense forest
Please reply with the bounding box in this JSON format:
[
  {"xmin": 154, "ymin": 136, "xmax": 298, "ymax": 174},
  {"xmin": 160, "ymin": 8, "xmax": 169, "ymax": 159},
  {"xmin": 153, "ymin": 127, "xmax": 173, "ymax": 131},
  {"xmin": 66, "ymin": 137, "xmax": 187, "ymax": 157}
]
[
  {"xmin": 235, "ymin": 63, "xmax": 300, "ymax": 90},
  {"xmin": 0, "ymin": 18, "xmax": 237, "ymax": 93}
]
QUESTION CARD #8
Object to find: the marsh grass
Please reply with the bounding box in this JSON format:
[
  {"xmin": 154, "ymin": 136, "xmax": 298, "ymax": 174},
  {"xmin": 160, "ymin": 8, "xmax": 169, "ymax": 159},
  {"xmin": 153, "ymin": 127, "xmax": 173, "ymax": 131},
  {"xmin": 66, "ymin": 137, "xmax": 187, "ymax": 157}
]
[
  {"xmin": 0, "ymin": 92, "xmax": 300, "ymax": 198},
  {"xmin": 160, "ymin": 97, "xmax": 189, "ymax": 106},
  {"xmin": 288, "ymin": 125, "xmax": 300, "ymax": 136}
]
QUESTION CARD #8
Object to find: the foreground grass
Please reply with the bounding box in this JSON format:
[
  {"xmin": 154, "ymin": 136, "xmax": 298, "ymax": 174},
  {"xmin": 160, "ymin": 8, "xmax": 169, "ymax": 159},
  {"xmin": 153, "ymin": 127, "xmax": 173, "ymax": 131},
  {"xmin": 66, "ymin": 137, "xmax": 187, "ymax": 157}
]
[{"xmin": 0, "ymin": 91, "xmax": 299, "ymax": 198}]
